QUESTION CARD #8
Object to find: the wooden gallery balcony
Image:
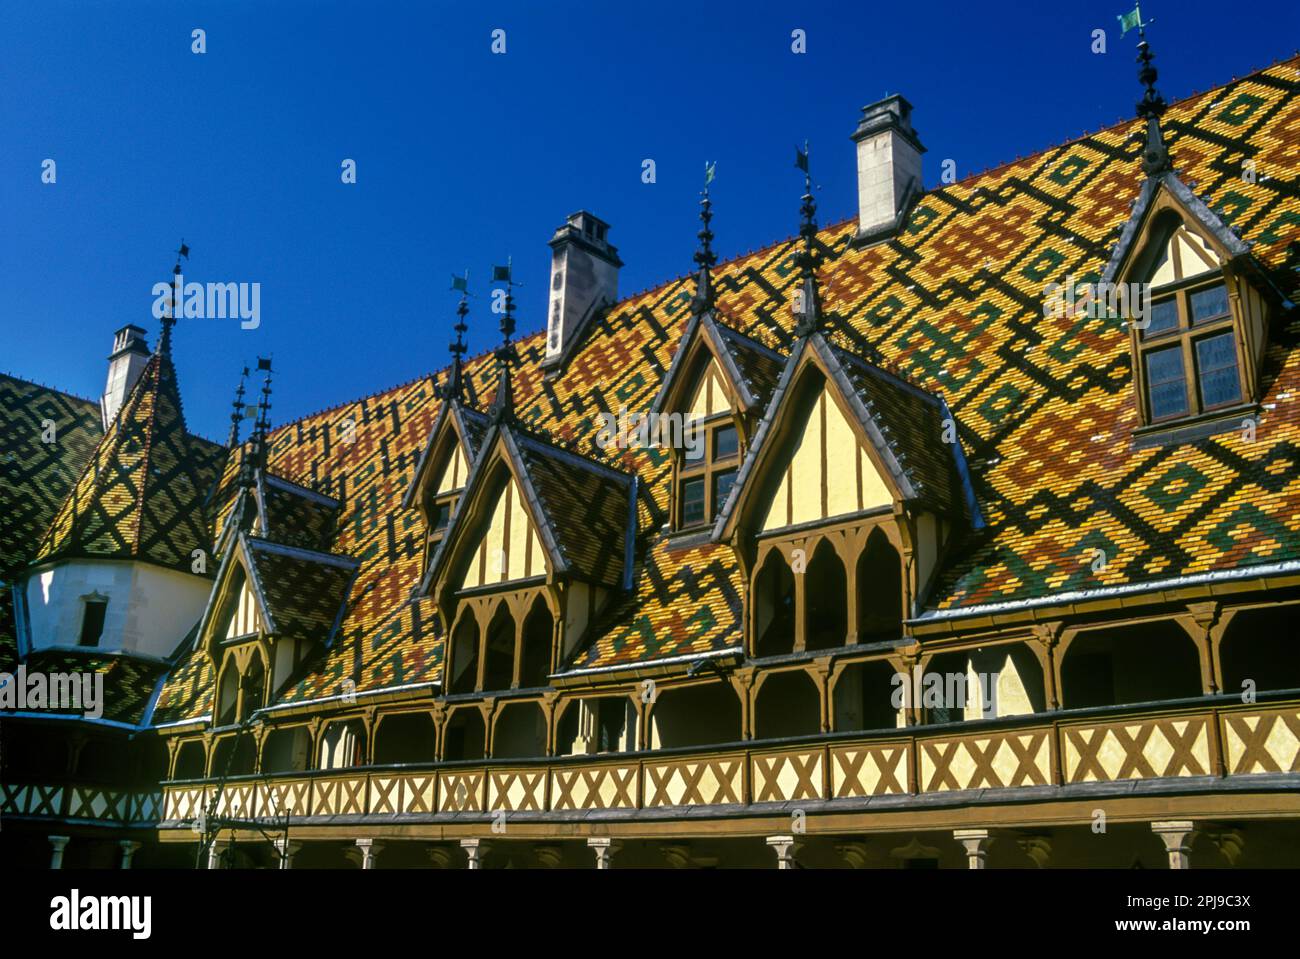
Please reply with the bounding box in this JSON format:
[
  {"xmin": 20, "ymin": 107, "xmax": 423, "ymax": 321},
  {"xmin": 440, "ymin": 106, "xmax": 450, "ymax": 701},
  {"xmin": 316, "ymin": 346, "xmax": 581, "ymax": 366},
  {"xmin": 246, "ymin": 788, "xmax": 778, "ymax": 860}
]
[{"xmin": 142, "ymin": 693, "xmax": 1300, "ymax": 840}]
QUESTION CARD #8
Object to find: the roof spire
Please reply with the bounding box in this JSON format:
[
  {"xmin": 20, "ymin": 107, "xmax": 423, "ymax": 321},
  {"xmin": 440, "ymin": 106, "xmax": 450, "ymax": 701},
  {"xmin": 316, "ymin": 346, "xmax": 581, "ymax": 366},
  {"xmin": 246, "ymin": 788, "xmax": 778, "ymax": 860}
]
[
  {"xmin": 1130, "ymin": 7, "xmax": 1171, "ymax": 177},
  {"xmin": 489, "ymin": 259, "xmax": 518, "ymax": 423},
  {"xmin": 227, "ymin": 364, "xmax": 250, "ymax": 448},
  {"xmin": 792, "ymin": 141, "xmax": 822, "ymax": 336},
  {"xmin": 241, "ymin": 357, "xmax": 273, "ymax": 487},
  {"xmin": 444, "ymin": 271, "xmax": 470, "ymax": 402},
  {"xmin": 159, "ymin": 240, "xmax": 189, "ymax": 356},
  {"xmin": 690, "ymin": 162, "xmax": 718, "ymax": 316}
]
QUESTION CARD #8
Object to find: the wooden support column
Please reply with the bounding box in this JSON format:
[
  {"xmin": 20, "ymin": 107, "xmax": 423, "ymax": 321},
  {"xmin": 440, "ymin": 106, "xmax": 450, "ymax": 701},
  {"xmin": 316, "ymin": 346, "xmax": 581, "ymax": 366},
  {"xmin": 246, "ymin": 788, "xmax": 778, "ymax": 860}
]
[
  {"xmin": 730, "ymin": 666, "xmax": 756, "ymax": 740},
  {"xmin": 811, "ymin": 658, "xmax": 833, "ymax": 733},
  {"xmin": 1030, "ymin": 622, "xmax": 1064, "ymax": 711},
  {"xmin": 1175, "ymin": 603, "xmax": 1235, "ymax": 696}
]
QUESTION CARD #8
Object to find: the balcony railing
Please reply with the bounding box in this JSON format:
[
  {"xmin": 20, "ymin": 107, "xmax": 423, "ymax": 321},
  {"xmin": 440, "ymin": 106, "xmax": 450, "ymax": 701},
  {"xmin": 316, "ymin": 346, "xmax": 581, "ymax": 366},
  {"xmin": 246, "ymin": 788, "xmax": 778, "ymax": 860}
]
[
  {"xmin": 149, "ymin": 695, "xmax": 1300, "ymax": 826},
  {"xmin": 0, "ymin": 782, "xmax": 162, "ymax": 825}
]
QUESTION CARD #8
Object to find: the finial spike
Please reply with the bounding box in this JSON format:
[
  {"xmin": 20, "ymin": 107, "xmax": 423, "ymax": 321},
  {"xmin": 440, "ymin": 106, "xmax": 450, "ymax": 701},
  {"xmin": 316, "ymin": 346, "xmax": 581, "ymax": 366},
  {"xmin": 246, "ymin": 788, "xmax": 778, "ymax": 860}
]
[
  {"xmin": 490, "ymin": 261, "xmax": 518, "ymax": 423},
  {"xmin": 793, "ymin": 141, "xmax": 822, "ymax": 336},
  {"xmin": 691, "ymin": 161, "xmax": 719, "ymax": 316},
  {"xmin": 227, "ymin": 365, "xmax": 250, "ymax": 448}
]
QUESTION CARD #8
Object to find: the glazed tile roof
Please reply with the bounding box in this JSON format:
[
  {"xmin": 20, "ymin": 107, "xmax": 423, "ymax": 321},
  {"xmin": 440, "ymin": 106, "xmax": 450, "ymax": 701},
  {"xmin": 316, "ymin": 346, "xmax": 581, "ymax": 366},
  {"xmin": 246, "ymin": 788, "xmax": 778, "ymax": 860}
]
[
  {"xmin": 0, "ymin": 375, "xmax": 103, "ymax": 673},
  {"xmin": 0, "ymin": 375, "xmax": 102, "ymax": 578},
  {"xmin": 145, "ymin": 56, "xmax": 1300, "ymax": 718},
  {"xmin": 33, "ymin": 349, "xmax": 227, "ymax": 575},
  {"xmin": 829, "ymin": 341, "xmax": 972, "ymax": 521},
  {"xmin": 258, "ymin": 473, "xmax": 340, "ymax": 552},
  {"xmin": 17, "ymin": 649, "xmax": 168, "ymax": 726},
  {"xmin": 511, "ymin": 429, "xmax": 635, "ymax": 588},
  {"xmin": 242, "ymin": 536, "xmax": 358, "ymax": 646}
]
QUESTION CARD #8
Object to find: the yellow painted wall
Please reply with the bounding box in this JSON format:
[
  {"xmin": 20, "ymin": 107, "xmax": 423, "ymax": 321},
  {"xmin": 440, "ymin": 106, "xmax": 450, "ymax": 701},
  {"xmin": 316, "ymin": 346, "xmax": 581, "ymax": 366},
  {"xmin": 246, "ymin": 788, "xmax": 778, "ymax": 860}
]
[
  {"xmin": 687, "ymin": 359, "xmax": 732, "ymax": 421},
  {"xmin": 433, "ymin": 442, "xmax": 470, "ymax": 495},
  {"xmin": 226, "ymin": 573, "xmax": 262, "ymax": 638},
  {"xmin": 760, "ymin": 386, "xmax": 892, "ymax": 532},
  {"xmin": 1149, "ymin": 227, "xmax": 1219, "ymax": 289},
  {"xmin": 460, "ymin": 475, "xmax": 546, "ymax": 590}
]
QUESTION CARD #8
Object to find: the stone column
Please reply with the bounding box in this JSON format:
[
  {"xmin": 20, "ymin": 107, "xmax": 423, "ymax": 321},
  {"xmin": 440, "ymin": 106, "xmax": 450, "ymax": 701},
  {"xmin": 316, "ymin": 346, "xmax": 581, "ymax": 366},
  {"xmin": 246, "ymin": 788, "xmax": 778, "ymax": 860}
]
[
  {"xmin": 588, "ymin": 837, "xmax": 622, "ymax": 870},
  {"xmin": 119, "ymin": 840, "xmax": 142, "ymax": 869},
  {"xmin": 1152, "ymin": 821, "xmax": 1199, "ymax": 869},
  {"xmin": 954, "ymin": 828, "xmax": 993, "ymax": 869},
  {"xmin": 766, "ymin": 834, "xmax": 802, "ymax": 869},
  {"xmin": 206, "ymin": 840, "xmax": 229, "ymax": 870},
  {"xmin": 355, "ymin": 838, "xmax": 383, "ymax": 870},
  {"xmin": 48, "ymin": 835, "xmax": 70, "ymax": 870},
  {"xmin": 274, "ymin": 838, "xmax": 303, "ymax": 869},
  {"xmin": 461, "ymin": 838, "xmax": 487, "ymax": 869}
]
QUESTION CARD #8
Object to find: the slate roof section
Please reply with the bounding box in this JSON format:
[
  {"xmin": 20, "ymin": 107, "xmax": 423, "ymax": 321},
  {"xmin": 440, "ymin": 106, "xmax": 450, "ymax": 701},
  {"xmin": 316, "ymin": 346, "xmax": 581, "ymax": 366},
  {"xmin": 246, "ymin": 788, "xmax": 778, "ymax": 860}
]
[{"xmin": 33, "ymin": 349, "xmax": 227, "ymax": 574}]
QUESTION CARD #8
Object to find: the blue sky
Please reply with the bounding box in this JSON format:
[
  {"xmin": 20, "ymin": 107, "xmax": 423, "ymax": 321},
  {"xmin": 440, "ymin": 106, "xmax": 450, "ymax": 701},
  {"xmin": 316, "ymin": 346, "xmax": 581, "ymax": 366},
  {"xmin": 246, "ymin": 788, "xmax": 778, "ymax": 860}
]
[{"xmin": 3, "ymin": 0, "xmax": 1296, "ymax": 440}]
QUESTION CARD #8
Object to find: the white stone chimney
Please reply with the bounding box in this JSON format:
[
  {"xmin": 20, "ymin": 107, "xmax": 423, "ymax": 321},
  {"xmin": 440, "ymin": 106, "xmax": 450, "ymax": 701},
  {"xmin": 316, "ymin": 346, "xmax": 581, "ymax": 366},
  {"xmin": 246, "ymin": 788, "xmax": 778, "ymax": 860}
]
[
  {"xmin": 851, "ymin": 94, "xmax": 926, "ymax": 245},
  {"xmin": 542, "ymin": 211, "xmax": 622, "ymax": 371},
  {"xmin": 101, "ymin": 324, "xmax": 150, "ymax": 428}
]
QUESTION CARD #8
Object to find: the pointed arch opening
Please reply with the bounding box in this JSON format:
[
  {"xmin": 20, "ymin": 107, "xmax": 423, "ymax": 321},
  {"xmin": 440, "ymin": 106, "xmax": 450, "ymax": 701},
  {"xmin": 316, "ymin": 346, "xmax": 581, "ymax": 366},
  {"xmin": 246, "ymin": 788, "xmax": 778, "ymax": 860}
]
[
  {"xmin": 753, "ymin": 549, "xmax": 796, "ymax": 658},
  {"xmin": 858, "ymin": 528, "xmax": 904, "ymax": 641},
  {"xmin": 805, "ymin": 540, "xmax": 848, "ymax": 651},
  {"xmin": 520, "ymin": 597, "xmax": 554, "ymax": 688},
  {"xmin": 373, "ymin": 712, "xmax": 437, "ymax": 765},
  {"xmin": 492, "ymin": 701, "xmax": 548, "ymax": 759},
  {"xmin": 482, "ymin": 602, "xmax": 516, "ymax": 691},
  {"xmin": 449, "ymin": 609, "xmax": 480, "ymax": 694}
]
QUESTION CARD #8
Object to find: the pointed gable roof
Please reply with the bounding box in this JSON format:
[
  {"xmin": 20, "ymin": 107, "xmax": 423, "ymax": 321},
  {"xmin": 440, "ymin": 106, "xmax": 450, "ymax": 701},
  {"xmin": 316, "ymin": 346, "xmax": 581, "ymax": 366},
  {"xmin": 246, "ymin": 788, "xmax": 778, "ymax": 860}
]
[
  {"xmin": 401, "ymin": 399, "xmax": 491, "ymax": 510},
  {"xmin": 651, "ymin": 310, "xmax": 785, "ymax": 417},
  {"xmin": 421, "ymin": 419, "xmax": 636, "ymax": 597},
  {"xmin": 33, "ymin": 348, "xmax": 226, "ymax": 574},
  {"xmin": 198, "ymin": 532, "xmax": 358, "ymax": 652},
  {"xmin": 714, "ymin": 330, "xmax": 981, "ymax": 540}
]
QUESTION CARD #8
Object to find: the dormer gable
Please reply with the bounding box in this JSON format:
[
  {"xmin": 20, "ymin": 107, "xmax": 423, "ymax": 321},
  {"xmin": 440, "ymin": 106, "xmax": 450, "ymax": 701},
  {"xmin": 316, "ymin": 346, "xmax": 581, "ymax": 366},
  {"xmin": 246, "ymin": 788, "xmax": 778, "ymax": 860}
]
[
  {"xmin": 650, "ymin": 312, "xmax": 784, "ymax": 531},
  {"xmin": 715, "ymin": 331, "xmax": 980, "ymax": 544},
  {"xmin": 1103, "ymin": 172, "xmax": 1285, "ymax": 440},
  {"xmin": 403, "ymin": 400, "xmax": 490, "ymax": 568},
  {"xmin": 196, "ymin": 532, "xmax": 358, "ymax": 720}
]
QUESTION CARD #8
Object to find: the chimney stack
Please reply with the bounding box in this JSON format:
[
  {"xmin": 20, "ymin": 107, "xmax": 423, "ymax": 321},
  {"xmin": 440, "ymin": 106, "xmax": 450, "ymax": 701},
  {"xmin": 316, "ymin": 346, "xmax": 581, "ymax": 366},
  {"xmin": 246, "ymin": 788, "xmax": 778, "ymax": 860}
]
[
  {"xmin": 542, "ymin": 211, "xmax": 622, "ymax": 373},
  {"xmin": 101, "ymin": 324, "xmax": 150, "ymax": 428},
  {"xmin": 851, "ymin": 94, "xmax": 926, "ymax": 245}
]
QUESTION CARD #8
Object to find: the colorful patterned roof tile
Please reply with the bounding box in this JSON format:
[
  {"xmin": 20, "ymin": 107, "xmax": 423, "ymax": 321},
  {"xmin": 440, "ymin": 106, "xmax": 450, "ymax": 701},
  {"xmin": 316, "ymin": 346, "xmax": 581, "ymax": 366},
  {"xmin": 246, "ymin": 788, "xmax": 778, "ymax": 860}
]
[
  {"xmin": 243, "ymin": 536, "xmax": 358, "ymax": 646},
  {"xmin": 151, "ymin": 56, "xmax": 1300, "ymax": 715},
  {"xmin": 33, "ymin": 350, "xmax": 228, "ymax": 574}
]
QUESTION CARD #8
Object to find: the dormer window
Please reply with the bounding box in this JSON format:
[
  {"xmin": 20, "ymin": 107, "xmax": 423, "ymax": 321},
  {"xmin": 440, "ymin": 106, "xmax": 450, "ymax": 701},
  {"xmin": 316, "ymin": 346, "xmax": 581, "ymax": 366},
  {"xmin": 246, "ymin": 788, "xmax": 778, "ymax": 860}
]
[
  {"xmin": 676, "ymin": 417, "xmax": 740, "ymax": 529},
  {"xmin": 1139, "ymin": 279, "xmax": 1242, "ymax": 422},
  {"xmin": 1104, "ymin": 180, "xmax": 1278, "ymax": 441}
]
